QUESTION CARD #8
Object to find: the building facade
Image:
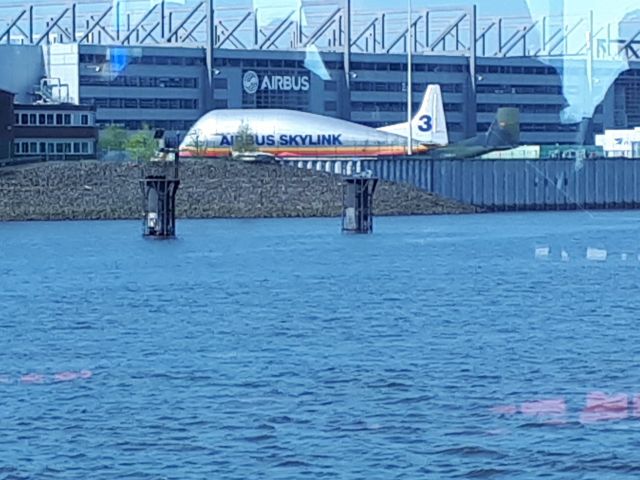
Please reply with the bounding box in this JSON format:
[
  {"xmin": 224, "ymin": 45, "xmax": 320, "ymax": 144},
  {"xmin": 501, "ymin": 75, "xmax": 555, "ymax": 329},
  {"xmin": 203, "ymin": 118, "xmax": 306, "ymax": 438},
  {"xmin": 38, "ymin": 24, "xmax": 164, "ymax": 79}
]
[
  {"xmin": 12, "ymin": 103, "xmax": 98, "ymax": 159},
  {"xmin": 37, "ymin": 43, "xmax": 620, "ymax": 145},
  {"xmin": 2, "ymin": 3, "xmax": 640, "ymax": 147}
]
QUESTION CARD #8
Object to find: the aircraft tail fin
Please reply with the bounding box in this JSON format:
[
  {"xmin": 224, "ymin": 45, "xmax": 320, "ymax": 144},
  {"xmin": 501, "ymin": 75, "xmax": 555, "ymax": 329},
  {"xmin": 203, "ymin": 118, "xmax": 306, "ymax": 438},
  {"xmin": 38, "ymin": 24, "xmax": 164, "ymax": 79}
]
[
  {"xmin": 484, "ymin": 107, "xmax": 520, "ymax": 148},
  {"xmin": 377, "ymin": 84, "xmax": 449, "ymax": 146},
  {"xmin": 412, "ymin": 84, "xmax": 448, "ymax": 145}
]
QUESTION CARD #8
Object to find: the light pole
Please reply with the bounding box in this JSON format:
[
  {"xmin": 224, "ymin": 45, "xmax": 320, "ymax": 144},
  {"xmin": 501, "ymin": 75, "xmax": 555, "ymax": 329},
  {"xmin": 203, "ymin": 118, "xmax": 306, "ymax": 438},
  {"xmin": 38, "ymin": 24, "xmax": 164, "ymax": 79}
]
[{"xmin": 407, "ymin": 0, "xmax": 413, "ymax": 155}]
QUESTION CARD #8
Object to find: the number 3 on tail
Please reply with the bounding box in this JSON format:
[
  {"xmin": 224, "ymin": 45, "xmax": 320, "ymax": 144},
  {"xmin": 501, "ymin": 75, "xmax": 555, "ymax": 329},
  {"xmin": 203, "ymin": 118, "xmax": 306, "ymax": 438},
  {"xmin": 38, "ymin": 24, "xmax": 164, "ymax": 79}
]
[{"xmin": 418, "ymin": 115, "xmax": 433, "ymax": 132}]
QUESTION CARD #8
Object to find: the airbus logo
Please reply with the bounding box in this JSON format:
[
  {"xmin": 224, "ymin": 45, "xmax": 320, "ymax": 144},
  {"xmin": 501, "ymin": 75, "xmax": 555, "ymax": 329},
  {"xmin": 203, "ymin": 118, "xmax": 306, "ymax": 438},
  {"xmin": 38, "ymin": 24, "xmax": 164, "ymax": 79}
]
[
  {"xmin": 243, "ymin": 70, "xmax": 310, "ymax": 94},
  {"xmin": 243, "ymin": 71, "xmax": 260, "ymax": 95}
]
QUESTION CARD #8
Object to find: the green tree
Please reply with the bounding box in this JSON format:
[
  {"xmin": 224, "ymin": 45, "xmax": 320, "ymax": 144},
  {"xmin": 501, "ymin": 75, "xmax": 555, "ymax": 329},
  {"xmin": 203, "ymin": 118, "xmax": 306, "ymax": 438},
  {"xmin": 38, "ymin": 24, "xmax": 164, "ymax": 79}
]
[
  {"xmin": 185, "ymin": 128, "xmax": 207, "ymax": 157},
  {"xmin": 99, "ymin": 125, "xmax": 128, "ymax": 151},
  {"xmin": 126, "ymin": 127, "xmax": 157, "ymax": 161},
  {"xmin": 233, "ymin": 121, "xmax": 256, "ymax": 154}
]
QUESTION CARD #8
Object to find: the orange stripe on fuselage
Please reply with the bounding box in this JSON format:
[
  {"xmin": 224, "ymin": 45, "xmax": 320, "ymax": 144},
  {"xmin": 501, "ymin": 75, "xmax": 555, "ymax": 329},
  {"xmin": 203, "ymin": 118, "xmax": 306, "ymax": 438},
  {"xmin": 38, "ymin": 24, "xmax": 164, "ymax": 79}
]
[{"xmin": 180, "ymin": 144, "xmax": 430, "ymax": 158}]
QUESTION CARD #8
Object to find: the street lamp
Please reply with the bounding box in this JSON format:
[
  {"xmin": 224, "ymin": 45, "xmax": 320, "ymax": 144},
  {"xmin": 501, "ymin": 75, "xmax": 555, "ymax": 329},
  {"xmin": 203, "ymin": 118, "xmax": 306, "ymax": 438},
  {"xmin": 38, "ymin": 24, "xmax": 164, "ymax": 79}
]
[{"xmin": 407, "ymin": 0, "xmax": 413, "ymax": 155}]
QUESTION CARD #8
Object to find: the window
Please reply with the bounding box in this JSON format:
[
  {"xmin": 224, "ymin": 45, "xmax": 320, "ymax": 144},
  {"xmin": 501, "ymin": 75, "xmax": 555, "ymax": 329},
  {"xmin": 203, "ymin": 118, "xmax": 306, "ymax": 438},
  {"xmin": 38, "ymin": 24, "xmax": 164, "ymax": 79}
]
[
  {"xmin": 39, "ymin": 142, "xmax": 46, "ymax": 154},
  {"xmin": 56, "ymin": 114, "xmax": 63, "ymax": 125},
  {"xmin": 81, "ymin": 142, "xmax": 89, "ymax": 153},
  {"xmin": 110, "ymin": 76, "xmax": 126, "ymax": 87},
  {"xmin": 179, "ymin": 99, "xmax": 197, "ymax": 109},
  {"xmin": 29, "ymin": 114, "xmax": 36, "ymax": 125},
  {"xmin": 14, "ymin": 114, "xmax": 19, "ymax": 124},
  {"xmin": 46, "ymin": 114, "xmax": 54, "ymax": 125},
  {"xmin": 184, "ymin": 78, "xmax": 198, "ymax": 88},
  {"xmin": 73, "ymin": 143, "xmax": 80, "ymax": 153},
  {"xmin": 185, "ymin": 57, "xmax": 205, "ymax": 66},
  {"xmin": 325, "ymin": 101, "xmax": 337, "ymax": 111},
  {"xmin": 39, "ymin": 114, "xmax": 45, "ymax": 125},
  {"xmin": 21, "ymin": 113, "xmax": 28, "ymax": 125},
  {"xmin": 139, "ymin": 77, "xmax": 157, "ymax": 87},
  {"xmin": 56, "ymin": 143, "xmax": 64, "ymax": 153},
  {"xmin": 123, "ymin": 99, "xmax": 137, "ymax": 108},
  {"xmin": 139, "ymin": 99, "xmax": 156, "ymax": 108},
  {"xmin": 81, "ymin": 114, "xmax": 89, "ymax": 125},
  {"xmin": 440, "ymin": 83, "xmax": 464, "ymax": 93},
  {"xmin": 48, "ymin": 143, "xmax": 54, "ymax": 153},
  {"xmin": 64, "ymin": 114, "xmax": 71, "ymax": 125},
  {"xmin": 29, "ymin": 142, "xmax": 36, "ymax": 153}
]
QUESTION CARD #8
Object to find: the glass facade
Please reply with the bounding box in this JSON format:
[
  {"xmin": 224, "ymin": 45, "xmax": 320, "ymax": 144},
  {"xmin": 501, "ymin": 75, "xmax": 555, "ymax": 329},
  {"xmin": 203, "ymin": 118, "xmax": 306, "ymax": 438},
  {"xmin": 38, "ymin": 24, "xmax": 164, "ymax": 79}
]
[{"xmin": 67, "ymin": 45, "xmax": 628, "ymax": 143}]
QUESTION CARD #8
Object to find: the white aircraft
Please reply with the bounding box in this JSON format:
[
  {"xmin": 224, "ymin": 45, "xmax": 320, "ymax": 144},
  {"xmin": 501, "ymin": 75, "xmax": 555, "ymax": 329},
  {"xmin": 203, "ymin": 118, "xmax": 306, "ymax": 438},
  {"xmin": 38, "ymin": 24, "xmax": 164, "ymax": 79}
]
[{"xmin": 180, "ymin": 85, "xmax": 518, "ymax": 158}]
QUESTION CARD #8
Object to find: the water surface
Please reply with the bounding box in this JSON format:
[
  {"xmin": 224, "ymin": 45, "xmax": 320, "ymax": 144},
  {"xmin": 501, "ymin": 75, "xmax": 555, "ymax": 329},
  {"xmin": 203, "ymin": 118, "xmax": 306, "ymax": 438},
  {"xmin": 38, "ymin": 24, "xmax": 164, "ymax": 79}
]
[{"xmin": 2, "ymin": 212, "xmax": 640, "ymax": 479}]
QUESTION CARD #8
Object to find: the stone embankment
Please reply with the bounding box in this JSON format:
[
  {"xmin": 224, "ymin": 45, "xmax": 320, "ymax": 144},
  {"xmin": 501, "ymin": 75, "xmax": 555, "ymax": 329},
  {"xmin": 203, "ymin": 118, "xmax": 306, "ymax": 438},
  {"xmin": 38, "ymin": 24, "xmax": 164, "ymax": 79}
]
[{"xmin": 0, "ymin": 159, "xmax": 476, "ymax": 221}]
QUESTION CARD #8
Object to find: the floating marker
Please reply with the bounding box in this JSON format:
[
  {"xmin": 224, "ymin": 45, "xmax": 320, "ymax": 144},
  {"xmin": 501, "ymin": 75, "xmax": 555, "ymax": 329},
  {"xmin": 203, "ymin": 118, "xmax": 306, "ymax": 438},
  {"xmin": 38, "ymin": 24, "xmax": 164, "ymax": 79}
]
[
  {"xmin": 561, "ymin": 250, "xmax": 569, "ymax": 262},
  {"xmin": 535, "ymin": 246, "xmax": 550, "ymax": 259},
  {"xmin": 622, "ymin": 253, "xmax": 629, "ymax": 261},
  {"xmin": 586, "ymin": 247, "xmax": 608, "ymax": 262}
]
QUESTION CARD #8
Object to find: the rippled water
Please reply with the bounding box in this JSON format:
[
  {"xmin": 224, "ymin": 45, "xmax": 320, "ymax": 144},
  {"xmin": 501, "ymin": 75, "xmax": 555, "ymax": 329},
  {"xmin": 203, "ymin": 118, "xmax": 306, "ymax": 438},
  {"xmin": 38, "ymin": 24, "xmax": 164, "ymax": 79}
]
[{"xmin": 2, "ymin": 212, "xmax": 640, "ymax": 479}]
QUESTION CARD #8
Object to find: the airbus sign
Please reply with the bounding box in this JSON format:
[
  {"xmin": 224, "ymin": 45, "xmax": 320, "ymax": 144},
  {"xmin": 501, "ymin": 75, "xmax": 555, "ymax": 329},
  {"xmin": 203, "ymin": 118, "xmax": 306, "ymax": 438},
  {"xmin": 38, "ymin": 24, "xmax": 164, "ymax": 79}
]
[{"xmin": 242, "ymin": 70, "xmax": 310, "ymax": 94}]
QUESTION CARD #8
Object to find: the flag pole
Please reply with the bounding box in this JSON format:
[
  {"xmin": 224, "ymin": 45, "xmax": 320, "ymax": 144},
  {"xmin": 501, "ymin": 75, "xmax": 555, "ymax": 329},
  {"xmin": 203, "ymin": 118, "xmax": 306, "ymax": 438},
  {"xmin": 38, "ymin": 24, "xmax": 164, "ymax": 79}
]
[{"xmin": 407, "ymin": 0, "xmax": 413, "ymax": 155}]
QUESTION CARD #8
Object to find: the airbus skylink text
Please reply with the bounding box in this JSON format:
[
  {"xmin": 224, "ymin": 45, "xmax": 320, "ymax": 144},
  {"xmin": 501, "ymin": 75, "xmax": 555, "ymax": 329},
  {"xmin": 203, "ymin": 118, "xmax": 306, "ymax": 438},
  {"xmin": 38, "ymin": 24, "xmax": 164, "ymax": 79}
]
[{"xmin": 220, "ymin": 134, "xmax": 343, "ymax": 147}]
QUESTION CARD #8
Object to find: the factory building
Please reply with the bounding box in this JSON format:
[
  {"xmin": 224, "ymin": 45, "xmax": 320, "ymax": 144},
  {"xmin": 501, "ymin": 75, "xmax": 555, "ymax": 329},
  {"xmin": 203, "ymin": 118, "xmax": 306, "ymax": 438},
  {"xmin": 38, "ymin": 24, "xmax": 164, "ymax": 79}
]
[
  {"xmin": 0, "ymin": 2, "xmax": 638, "ymax": 146},
  {"xmin": 32, "ymin": 44, "xmax": 612, "ymax": 145}
]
